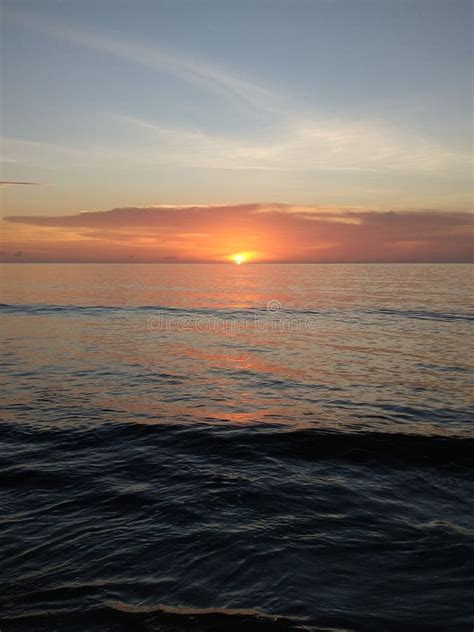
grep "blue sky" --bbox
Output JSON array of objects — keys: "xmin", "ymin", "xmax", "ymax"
[{"xmin": 1, "ymin": 0, "xmax": 472, "ymax": 216}]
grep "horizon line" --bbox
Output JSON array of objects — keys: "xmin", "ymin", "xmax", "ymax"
[{"xmin": 1, "ymin": 261, "xmax": 472, "ymax": 265}]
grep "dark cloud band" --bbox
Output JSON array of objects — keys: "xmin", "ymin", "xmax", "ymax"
[{"xmin": 2, "ymin": 203, "xmax": 473, "ymax": 263}]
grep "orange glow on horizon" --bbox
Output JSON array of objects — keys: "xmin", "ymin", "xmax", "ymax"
[
  {"xmin": 230, "ymin": 252, "xmax": 251, "ymax": 264},
  {"xmin": 1, "ymin": 204, "xmax": 472, "ymax": 263}
]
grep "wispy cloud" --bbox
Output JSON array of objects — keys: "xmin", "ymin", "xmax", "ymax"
[
  {"xmin": 0, "ymin": 181, "xmax": 43, "ymax": 186},
  {"xmin": 113, "ymin": 113, "xmax": 469, "ymax": 174},
  {"xmin": 11, "ymin": 9, "xmax": 469, "ymax": 173},
  {"xmin": 5, "ymin": 8, "xmax": 471, "ymax": 204},
  {"xmin": 10, "ymin": 11, "xmax": 282, "ymax": 114}
]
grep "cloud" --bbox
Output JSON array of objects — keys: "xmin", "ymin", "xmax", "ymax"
[
  {"xmin": 10, "ymin": 11, "xmax": 280, "ymax": 114},
  {"xmin": 3, "ymin": 204, "xmax": 473, "ymax": 263},
  {"xmin": 10, "ymin": 10, "xmax": 469, "ymax": 179},
  {"xmin": 112, "ymin": 113, "xmax": 468, "ymax": 174},
  {"xmin": 0, "ymin": 181, "xmax": 42, "ymax": 186},
  {"xmin": 2, "ymin": 7, "xmax": 469, "ymax": 224}
]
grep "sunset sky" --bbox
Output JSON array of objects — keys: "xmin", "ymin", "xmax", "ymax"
[{"xmin": 1, "ymin": 0, "xmax": 472, "ymax": 262}]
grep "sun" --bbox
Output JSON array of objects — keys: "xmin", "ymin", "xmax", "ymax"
[{"xmin": 230, "ymin": 252, "xmax": 249, "ymax": 264}]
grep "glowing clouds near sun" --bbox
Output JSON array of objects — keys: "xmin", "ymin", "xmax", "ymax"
[{"xmin": 1, "ymin": 204, "xmax": 473, "ymax": 263}]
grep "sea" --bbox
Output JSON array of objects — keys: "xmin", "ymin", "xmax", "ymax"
[{"xmin": 1, "ymin": 263, "xmax": 473, "ymax": 631}]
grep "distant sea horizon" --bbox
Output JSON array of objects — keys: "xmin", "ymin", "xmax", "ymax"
[{"xmin": 2, "ymin": 260, "xmax": 473, "ymax": 264}]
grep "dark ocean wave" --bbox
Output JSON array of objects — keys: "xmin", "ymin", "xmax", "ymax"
[
  {"xmin": 0, "ymin": 302, "xmax": 242, "ymax": 317},
  {"xmin": 370, "ymin": 307, "xmax": 474, "ymax": 322},
  {"xmin": 5, "ymin": 589, "xmax": 470, "ymax": 632},
  {"xmin": 1, "ymin": 601, "xmax": 465, "ymax": 632},
  {"xmin": 1, "ymin": 422, "xmax": 473, "ymax": 631},
  {"xmin": 2, "ymin": 302, "xmax": 473, "ymax": 322},
  {"xmin": 0, "ymin": 302, "xmax": 315, "ymax": 325},
  {"xmin": 1, "ymin": 421, "xmax": 473, "ymax": 469},
  {"xmin": 1, "ymin": 602, "xmax": 325, "ymax": 632}
]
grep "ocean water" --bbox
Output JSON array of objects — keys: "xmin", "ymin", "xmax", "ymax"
[{"xmin": 0, "ymin": 263, "xmax": 473, "ymax": 631}]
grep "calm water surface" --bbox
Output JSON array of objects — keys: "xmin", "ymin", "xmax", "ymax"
[{"xmin": 1, "ymin": 264, "xmax": 473, "ymax": 631}]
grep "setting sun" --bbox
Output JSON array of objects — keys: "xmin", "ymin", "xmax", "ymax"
[{"xmin": 231, "ymin": 252, "xmax": 249, "ymax": 264}]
